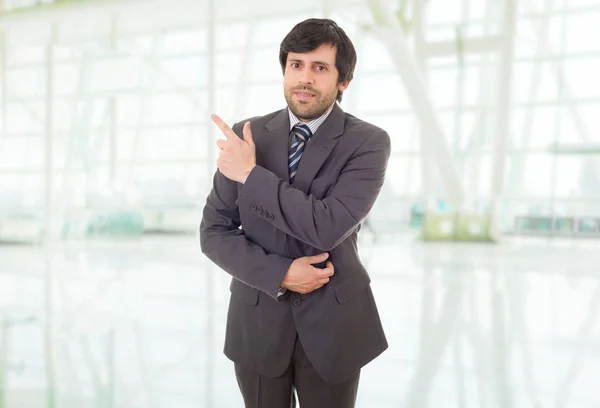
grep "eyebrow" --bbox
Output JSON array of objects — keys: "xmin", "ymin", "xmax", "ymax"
[{"xmin": 288, "ymin": 59, "xmax": 332, "ymax": 67}]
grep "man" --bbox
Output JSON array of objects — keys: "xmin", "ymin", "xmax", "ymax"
[{"xmin": 200, "ymin": 18, "xmax": 390, "ymax": 408}]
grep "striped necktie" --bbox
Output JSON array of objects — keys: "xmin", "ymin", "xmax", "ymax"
[{"xmin": 288, "ymin": 123, "xmax": 313, "ymax": 184}]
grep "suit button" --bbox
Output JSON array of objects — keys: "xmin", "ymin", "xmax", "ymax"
[
  {"xmin": 251, "ymin": 204, "xmax": 257, "ymax": 211},
  {"xmin": 261, "ymin": 210, "xmax": 268, "ymax": 216},
  {"xmin": 268, "ymin": 214, "xmax": 274, "ymax": 220},
  {"xmin": 293, "ymin": 299, "xmax": 301, "ymax": 307}
]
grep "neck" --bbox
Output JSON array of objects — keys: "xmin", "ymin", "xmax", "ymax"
[{"xmin": 297, "ymin": 102, "xmax": 336, "ymax": 123}]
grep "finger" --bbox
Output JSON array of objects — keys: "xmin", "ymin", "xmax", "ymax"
[
  {"xmin": 307, "ymin": 252, "xmax": 329, "ymax": 264},
  {"xmin": 210, "ymin": 114, "xmax": 236, "ymax": 140},
  {"xmin": 217, "ymin": 154, "xmax": 231, "ymax": 164},
  {"xmin": 216, "ymin": 139, "xmax": 227, "ymax": 150},
  {"xmin": 316, "ymin": 277, "xmax": 330, "ymax": 286},
  {"xmin": 309, "ymin": 281, "xmax": 327, "ymax": 293},
  {"xmin": 243, "ymin": 121, "xmax": 254, "ymax": 147},
  {"xmin": 321, "ymin": 262, "xmax": 335, "ymax": 277}
]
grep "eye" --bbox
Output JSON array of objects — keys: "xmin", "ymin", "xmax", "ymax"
[
  {"xmin": 316, "ymin": 65, "xmax": 326, "ymax": 71},
  {"xmin": 291, "ymin": 62, "xmax": 300, "ymax": 69}
]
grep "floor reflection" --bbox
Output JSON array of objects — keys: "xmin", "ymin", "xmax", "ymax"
[{"xmin": 0, "ymin": 234, "xmax": 599, "ymax": 407}]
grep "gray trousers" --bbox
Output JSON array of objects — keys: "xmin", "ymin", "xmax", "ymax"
[{"xmin": 234, "ymin": 336, "xmax": 361, "ymax": 408}]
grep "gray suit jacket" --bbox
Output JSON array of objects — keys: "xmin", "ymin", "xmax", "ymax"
[{"xmin": 200, "ymin": 103, "xmax": 390, "ymax": 385}]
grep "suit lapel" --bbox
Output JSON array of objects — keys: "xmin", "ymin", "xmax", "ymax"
[
  {"xmin": 292, "ymin": 103, "xmax": 345, "ymax": 193},
  {"xmin": 263, "ymin": 109, "xmax": 292, "ymax": 183},
  {"xmin": 260, "ymin": 104, "xmax": 346, "ymax": 192}
]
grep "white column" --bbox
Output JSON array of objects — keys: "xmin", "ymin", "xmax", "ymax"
[
  {"xmin": 412, "ymin": 0, "xmax": 436, "ymax": 212},
  {"xmin": 109, "ymin": 98, "xmax": 117, "ymax": 183},
  {"xmin": 109, "ymin": 13, "xmax": 118, "ymax": 184},
  {"xmin": 0, "ymin": 29, "xmax": 6, "ymax": 142},
  {"xmin": 489, "ymin": 0, "xmax": 517, "ymax": 232},
  {"xmin": 43, "ymin": 25, "xmax": 58, "ymax": 407},
  {"xmin": 44, "ymin": 24, "xmax": 57, "ymax": 242}
]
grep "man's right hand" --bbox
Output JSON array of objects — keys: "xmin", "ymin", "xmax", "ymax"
[{"xmin": 280, "ymin": 253, "xmax": 335, "ymax": 295}]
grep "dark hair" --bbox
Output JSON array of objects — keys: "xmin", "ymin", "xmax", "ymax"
[{"xmin": 279, "ymin": 18, "xmax": 357, "ymax": 102}]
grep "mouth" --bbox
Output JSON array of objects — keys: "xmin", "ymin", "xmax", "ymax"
[{"xmin": 293, "ymin": 91, "xmax": 316, "ymax": 101}]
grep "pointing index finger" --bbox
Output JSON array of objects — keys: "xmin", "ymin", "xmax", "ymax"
[{"xmin": 211, "ymin": 114, "xmax": 236, "ymax": 140}]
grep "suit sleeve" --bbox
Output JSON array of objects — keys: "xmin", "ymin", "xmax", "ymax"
[
  {"xmin": 237, "ymin": 129, "xmax": 391, "ymax": 252},
  {"xmin": 199, "ymin": 123, "xmax": 293, "ymax": 300}
]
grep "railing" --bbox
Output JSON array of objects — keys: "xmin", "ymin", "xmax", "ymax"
[{"xmin": 514, "ymin": 215, "xmax": 600, "ymax": 237}]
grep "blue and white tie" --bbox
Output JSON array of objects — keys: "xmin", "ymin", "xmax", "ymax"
[{"xmin": 288, "ymin": 123, "xmax": 313, "ymax": 184}]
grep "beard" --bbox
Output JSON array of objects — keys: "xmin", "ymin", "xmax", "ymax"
[{"xmin": 284, "ymin": 85, "xmax": 338, "ymax": 121}]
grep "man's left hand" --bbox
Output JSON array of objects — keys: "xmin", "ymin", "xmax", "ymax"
[{"xmin": 211, "ymin": 114, "xmax": 256, "ymax": 184}]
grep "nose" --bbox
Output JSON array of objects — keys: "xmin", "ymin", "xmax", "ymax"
[{"xmin": 298, "ymin": 67, "xmax": 314, "ymax": 85}]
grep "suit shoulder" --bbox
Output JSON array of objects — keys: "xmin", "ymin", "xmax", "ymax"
[
  {"xmin": 344, "ymin": 113, "xmax": 389, "ymax": 140},
  {"xmin": 234, "ymin": 109, "xmax": 283, "ymax": 130},
  {"xmin": 229, "ymin": 109, "xmax": 284, "ymax": 140}
]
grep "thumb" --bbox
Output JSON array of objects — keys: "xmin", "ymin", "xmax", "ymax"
[
  {"xmin": 243, "ymin": 121, "xmax": 254, "ymax": 146},
  {"xmin": 325, "ymin": 261, "xmax": 335, "ymax": 274},
  {"xmin": 307, "ymin": 252, "xmax": 329, "ymax": 263}
]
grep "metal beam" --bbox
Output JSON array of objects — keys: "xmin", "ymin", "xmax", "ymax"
[
  {"xmin": 423, "ymin": 35, "xmax": 504, "ymax": 57},
  {"xmin": 367, "ymin": 0, "xmax": 466, "ymax": 206},
  {"xmin": 506, "ymin": 0, "xmax": 555, "ymax": 199},
  {"xmin": 128, "ymin": 31, "xmax": 160, "ymax": 181},
  {"xmin": 521, "ymin": 0, "xmax": 600, "ymax": 184}
]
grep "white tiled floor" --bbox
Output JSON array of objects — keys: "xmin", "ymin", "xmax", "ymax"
[{"xmin": 0, "ymin": 233, "xmax": 599, "ymax": 407}]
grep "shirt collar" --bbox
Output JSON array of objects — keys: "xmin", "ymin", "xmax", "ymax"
[{"xmin": 288, "ymin": 103, "xmax": 335, "ymax": 135}]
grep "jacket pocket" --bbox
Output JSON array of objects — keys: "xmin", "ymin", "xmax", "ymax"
[
  {"xmin": 230, "ymin": 279, "xmax": 259, "ymax": 306},
  {"xmin": 333, "ymin": 272, "xmax": 371, "ymax": 304}
]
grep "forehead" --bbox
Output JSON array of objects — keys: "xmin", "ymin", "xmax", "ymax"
[{"xmin": 287, "ymin": 43, "xmax": 337, "ymax": 64}]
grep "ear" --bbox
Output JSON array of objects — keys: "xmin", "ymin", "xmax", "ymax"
[{"xmin": 338, "ymin": 80, "xmax": 351, "ymax": 93}]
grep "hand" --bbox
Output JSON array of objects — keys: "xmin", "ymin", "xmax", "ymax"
[
  {"xmin": 211, "ymin": 114, "xmax": 256, "ymax": 184},
  {"xmin": 281, "ymin": 253, "xmax": 335, "ymax": 295}
]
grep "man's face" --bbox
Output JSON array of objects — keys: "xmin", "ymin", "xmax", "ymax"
[{"xmin": 283, "ymin": 43, "xmax": 350, "ymax": 121}]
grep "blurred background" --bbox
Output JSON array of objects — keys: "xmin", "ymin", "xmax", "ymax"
[{"xmin": 0, "ymin": 0, "xmax": 599, "ymax": 407}]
